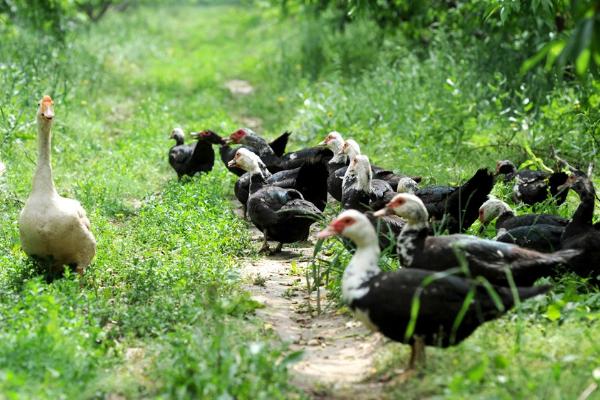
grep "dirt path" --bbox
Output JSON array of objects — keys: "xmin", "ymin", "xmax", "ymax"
[{"xmin": 236, "ymin": 204, "xmax": 390, "ymax": 399}]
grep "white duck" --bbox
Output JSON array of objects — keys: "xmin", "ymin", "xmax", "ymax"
[{"xmin": 19, "ymin": 96, "xmax": 96, "ymax": 275}]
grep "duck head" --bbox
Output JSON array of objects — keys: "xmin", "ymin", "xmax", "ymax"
[
  {"xmin": 190, "ymin": 130, "xmax": 226, "ymax": 145},
  {"xmin": 320, "ymin": 131, "xmax": 345, "ymax": 153},
  {"xmin": 37, "ymin": 95, "xmax": 54, "ymax": 129},
  {"xmin": 374, "ymin": 193, "xmax": 429, "ymax": 225},
  {"xmin": 495, "ymin": 160, "xmax": 516, "ymax": 176},
  {"xmin": 317, "ymin": 209, "xmax": 375, "ymax": 245},
  {"xmin": 478, "ymin": 197, "xmax": 512, "ymax": 225},
  {"xmin": 228, "ymin": 128, "xmax": 254, "ymax": 144},
  {"xmin": 342, "ymin": 139, "xmax": 361, "ymax": 161},
  {"xmin": 170, "ymin": 128, "xmax": 185, "ymax": 145},
  {"xmin": 396, "ymin": 177, "xmax": 419, "ymax": 194},
  {"xmin": 227, "ymin": 147, "xmax": 265, "ymax": 173}
]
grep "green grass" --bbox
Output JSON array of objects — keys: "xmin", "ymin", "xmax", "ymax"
[
  {"xmin": 0, "ymin": 5, "xmax": 303, "ymax": 398},
  {"xmin": 1, "ymin": 2, "xmax": 600, "ymax": 399}
]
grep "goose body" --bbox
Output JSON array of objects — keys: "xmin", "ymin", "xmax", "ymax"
[
  {"xmin": 19, "ymin": 96, "xmax": 96, "ymax": 276},
  {"xmin": 318, "ymin": 210, "xmax": 549, "ymax": 368},
  {"xmin": 375, "ymin": 194, "xmax": 580, "ymax": 286},
  {"xmin": 496, "ymin": 160, "xmax": 569, "ymax": 205}
]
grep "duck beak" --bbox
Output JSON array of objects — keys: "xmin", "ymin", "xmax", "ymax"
[
  {"xmin": 317, "ymin": 225, "xmax": 337, "ymax": 239},
  {"xmin": 190, "ymin": 132, "xmax": 199, "ymax": 138},
  {"xmin": 373, "ymin": 208, "xmax": 391, "ymax": 217},
  {"xmin": 227, "ymin": 159, "xmax": 238, "ymax": 168}
]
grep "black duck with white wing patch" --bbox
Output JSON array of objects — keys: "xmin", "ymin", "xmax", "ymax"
[{"xmin": 318, "ymin": 210, "xmax": 549, "ymax": 369}]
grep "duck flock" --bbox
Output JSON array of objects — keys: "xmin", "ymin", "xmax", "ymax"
[{"xmin": 17, "ymin": 95, "xmax": 600, "ymax": 371}]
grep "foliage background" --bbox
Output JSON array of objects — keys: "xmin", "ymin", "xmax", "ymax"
[{"xmin": 0, "ymin": 0, "xmax": 599, "ymax": 398}]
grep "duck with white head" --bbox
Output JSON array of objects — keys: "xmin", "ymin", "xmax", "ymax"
[{"xmin": 318, "ymin": 209, "xmax": 549, "ymax": 370}]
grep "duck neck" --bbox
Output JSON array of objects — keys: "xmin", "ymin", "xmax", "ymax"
[
  {"xmin": 257, "ymin": 162, "xmax": 271, "ymax": 179},
  {"xmin": 249, "ymin": 172, "xmax": 267, "ymax": 194},
  {"xmin": 342, "ymin": 235, "xmax": 381, "ymax": 304},
  {"xmin": 33, "ymin": 119, "xmax": 56, "ymax": 196},
  {"xmin": 496, "ymin": 209, "xmax": 515, "ymax": 227},
  {"xmin": 398, "ymin": 220, "xmax": 429, "ymax": 266},
  {"xmin": 572, "ymin": 187, "xmax": 596, "ymax": 227}
]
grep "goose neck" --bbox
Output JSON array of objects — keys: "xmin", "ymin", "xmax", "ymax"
[{"xmin": 33, "ymin": 120, "xmax": 56, "ymax": 195}]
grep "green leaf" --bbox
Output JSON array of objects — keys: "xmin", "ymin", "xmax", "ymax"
[
  {"xmin": 494, "ymin": 354, "xmax": 509, "ymax": 369},
  {"xmin": 313, "ymin": 238, "xmax": 324, "ymax": 257},
  {"xmin": 467, "ymin": 359, "xmax": 488, "ymax": 382},
  {"xmin": 545, "ymin": 40, "xmax": 566, "ymax": 70},
  {"xmin": 546, "ymin": 304, "xmax": 562, "ymax": 321},
  {"xmin": 576, "ymin": 48, "xmax": 591, "ymax": 76},
  {"xmin": 278, "ymin": 350, "xmax": 304, "ymax": 367},
  {"xmin": 521, "ymin": 43, "xmax": 551, "ymax": 75}
]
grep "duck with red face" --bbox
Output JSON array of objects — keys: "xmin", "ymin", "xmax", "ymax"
[
  {"xmin": 168, "ymin": 127, "xmax": 217, "ymax": 179},
  {"xmin": 229, "ymin": 127, "xmax": 334, "ymax": 173},
  {"xmin": 318, "ymin": 209, "xmax": 549, "ymax": 370}
]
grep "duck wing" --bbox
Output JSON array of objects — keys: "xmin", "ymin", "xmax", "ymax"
[
  {"xmin": 328, "ymin": 167, "xmax": 347, "ymax": 201},
  {"xmin": 276, "ymin": 198, "xmax": 322, "ymax": 221},
  {"xmin": 498, "ymin": 214, "xmax": 569, "ymax": 232},
  {"xmin": 280, "ymin": 147, "xmax": 334, "ymax": 170},
  {"xmin": 269, "ymin": 131, "xmax": 291, "ymax": 157},
  {"xmin": 442, "ymin": 168, "xmax": 494, "ymax": 233},
  {"xmin": 353, "ymin": 269, "xmax": 549, "ymax": 346},
  {"xmin": 247, "ymin": 186, "xmax": 302, "ymax": 230},
  {"xmin": 495, "ymin": 224, "xmax": 564, "ymax": 253},
  {"xmin": 188, "ymin": 140, "xmax": 216, "ymax": 173},
  {"xmin": 294, "ymin": 161, "xmax": 329, "ymax": 211},
  {"xmin": 372, "ymin": 168, "xmax": 422, "ymax": 188},
  {"xmin": 446, "ymin": 237, "xmax": 580, "ymax": 285},
  {"xmin": 368, "ymin": 179, "xmax": 395, "ymax": 211}
]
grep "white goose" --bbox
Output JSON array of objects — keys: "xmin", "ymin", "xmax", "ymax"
[{"xmin": 19, "ymin": 96, "xmax": 96, "ymax": 275}]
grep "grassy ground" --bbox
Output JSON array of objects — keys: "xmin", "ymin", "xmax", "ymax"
[
  {"xmin": 0, "ymin": 2, "xmax": 599, "ymax": 399},
  {"xmin": 0, "ymin": 5, "xmax": 301, "ymax": 398}
]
